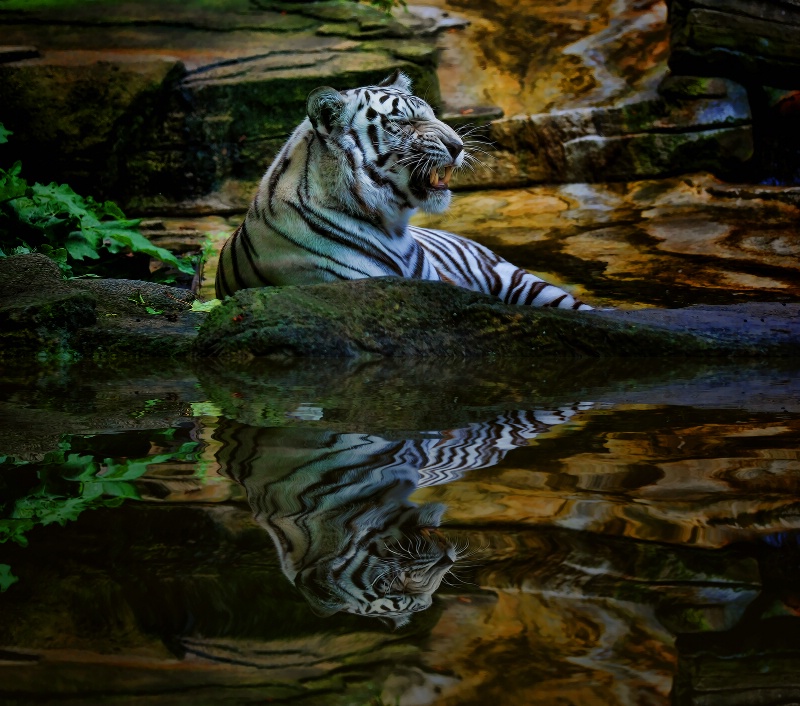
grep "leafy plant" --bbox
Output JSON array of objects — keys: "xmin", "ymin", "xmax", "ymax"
[
  {"xmin": 0, "ymin": 564, "xmax": 19, "ymax": 593},
  {"xmin": 0, "ymin": 122, "xmax": 194, "ymax": 279},
  {"xmin": 130, "ymin": 398, "xmax": 163, "ymax": 418},
  {"xmin": 0, "ymin": 435, "xmax": 200, "ymax": 552},
  {"xmin": 190, "ymin": 298, "xmax": 221, "ymax": 313}
]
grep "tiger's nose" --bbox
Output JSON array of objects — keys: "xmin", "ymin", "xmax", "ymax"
[{"xmin": 444, "ymin": 139, "xmax": 463, "ymax": 162}]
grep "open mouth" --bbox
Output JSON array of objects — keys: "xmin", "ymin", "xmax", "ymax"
[
  {"xmin": 409, "ymin": 163, "xmax": 455, "ymax": 197},
  {"xmin": 428, "ymin": 165, "xmax": 454, "ymax": 191}
]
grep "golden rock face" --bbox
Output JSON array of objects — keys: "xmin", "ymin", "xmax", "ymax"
[{"xmin": 433, "ymin": 0, "xmax": 670, "ymax": 117}]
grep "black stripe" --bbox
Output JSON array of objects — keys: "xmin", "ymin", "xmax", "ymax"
[
  {"xmin": 287, "ymin": 201, "xmax": 403, "ymax": 276},
  {"xmin": 507, "ymin": 269, "xmax": 526, "ymax": 305},
  {"xmin": 349, "ymin": 128, "xmax": 368, "ymax": 157},
  {"xmin": 215, "ymin": 239, "xmax": 233, "ymax": 298},
  {"xmin": 227, "ymin": 226, "xmax": 250, "ymax": 292},
  {"xmin": 522, "ymin": 280, "xmax": 548, "ymax": 305},
  {"xmin": 367, "ymin": 123, "xmax": 381, "ymax": 153},
  {"xmin": 471, "ymin": 254, "xmax": 502, "ymax": 296},
  {"xmin": 302, "ymin": 133, "xmax": 314, "ymax": 202},
  {"xmin": 262, "ymin": 211, "xmax": 374, "ymax": 277},
  {"xmin": 410, "ymin": 245, "xmax": 427, "ymax": 278},
  {"xmin": 363, "ymin": 163, "xmax": 410, "ymax": 206},
  {"xmin": 217, "ymin": 422, "xmax": 262, "ymax": 485},
  {"xmin": 546, "ymin": 293, "xmax": 567, "ymax": 308},
  {"xmin": 238, "ymin": 222, "xmax": 273, "ymax": 286},
  {"xmin": 319, "ymin": 266, "xmax": 348, "ymax": 280},
  {"xmin": 417, "ymin": 230, "xmax": 474, "ymax": 284},
  {"xmin": 267, "ymin": 147, "xmax": 292, "ymax": 216}
]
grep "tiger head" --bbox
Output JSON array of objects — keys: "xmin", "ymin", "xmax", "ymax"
[
  {"xmin": 293, "ymin": 501, "xmax": 457, "ymax": 629},
  {"xmin": 305, "ymin": 70, "xmax": 465, "ymax": 218}
]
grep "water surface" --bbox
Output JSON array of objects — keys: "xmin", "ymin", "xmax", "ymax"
[{"xmin": 2, "ymin": 358, "xmax": 800, "ymax": 705}]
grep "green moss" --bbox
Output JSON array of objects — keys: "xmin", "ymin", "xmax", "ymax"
[
  {"xmin": 316, "ymin": 22, "xmax": 358, "ymax": 36},
  {"xmin": 363, "ymin": 39, "xmax": 439, "ymax": 66},
  {"xmin": 194, "ymin": 278, "xmax": 731, "ymax": 360}
]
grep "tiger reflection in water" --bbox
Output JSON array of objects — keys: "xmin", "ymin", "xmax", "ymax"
[{"xmin": 216, "ymin": 406, "xmax": 589, "ymax": 627}]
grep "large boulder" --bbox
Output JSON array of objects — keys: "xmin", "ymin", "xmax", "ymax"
[
  {"xmin": 192, "ymin": 277, "xmax": 800, "ymax": 359},
  {"xmin": 4, "ymin": 254, "xmax": 799, "ymax": 364}
]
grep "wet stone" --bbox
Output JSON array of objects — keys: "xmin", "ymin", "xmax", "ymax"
[
  {"xmin": 412, "ymin": 174, "xmax": 800, "ymax": 308},
  {"xmin": 450, "ymin": 78, "xmax": 753, "ymax": 188},
  {"xmin": 0, "ymin": 45, "xmax": 40, "ymax": 62},
  {"xmin": 192, "ymin": 277, "xmax": 800, "ymax": 360}
]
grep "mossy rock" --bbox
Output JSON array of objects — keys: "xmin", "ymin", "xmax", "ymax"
[
  {"xmin": 0, "ymin": 254, "xmax": 201, "ymax": 363},
  {"xmin": 192, "ymin": 277, "xmax": 736, "ymax": 360}
]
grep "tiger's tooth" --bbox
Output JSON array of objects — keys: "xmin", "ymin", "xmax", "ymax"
[
  {"xmin": 430, "ymin": 168, "xmax": 438, "ymax": 186},
  {"xmin": 443, "ymin": 166, "xmax": 453, "ymax": 185}
]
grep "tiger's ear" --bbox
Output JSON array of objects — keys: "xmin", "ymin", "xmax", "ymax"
[
  {"xmin": 307, "ymin": 86, "xmax": 346, "ymax": 133},
  {"xmin": 378, "ymin": 69, "xmax": 412, "ymax": 94}
]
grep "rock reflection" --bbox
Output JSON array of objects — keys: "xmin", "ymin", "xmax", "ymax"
[{"xmin": 214, "ymin": 407, "xmax": 588, "ymax": 625}]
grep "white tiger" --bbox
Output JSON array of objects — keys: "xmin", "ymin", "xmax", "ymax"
[{"xmin": 215, "ymin": 70, "xmax": 591, "ymax": 310}]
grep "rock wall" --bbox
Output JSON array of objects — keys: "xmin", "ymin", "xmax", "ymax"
[
  {"xmin": 0, "ymin": 0, "xmax": 447, "ymax": 211},
  {"xmin": 451, "ymin": 76, "xmax": 752, "ymax": 188},
  {"xmin": 668, "ymin": 0, "xmax": 800, "ymax": 90},
  {"xmin": 1, "ymin": 0, "xmax": 798, "ymax": 208}
]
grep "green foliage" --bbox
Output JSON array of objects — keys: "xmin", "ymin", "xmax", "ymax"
[
  {"xmin": 0, "ymin": 123, "xmax": 194, "ymax": 279},
  {"xmin": 0, "ymin": 564, "xmax": 19, "ymax": 593},
  {"xmin": 190, "ymin": 298, "xmax": 221, "ymax": 313},
  {"xmin": 362, "ymin": 0, "xmax": 406, "ymax": 12},
  {"xmin": 0, "ymin": 435, "xmax": 200, "ymax": 551},
  {"xmin": 128, "ymin": 292, "xmax": 164, "ymax": 316}
]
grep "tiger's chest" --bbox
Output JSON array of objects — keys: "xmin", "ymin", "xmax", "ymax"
[{"xmin": 243, "ymin": 207, "xmax": 441, "ymax": 285}]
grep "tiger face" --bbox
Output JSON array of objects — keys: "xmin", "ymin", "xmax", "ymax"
[
  {"xmin": 306, "ymin": 70, "xmax": 465, "ymax": 216},
  {"xmin": 295, "ymin": 504, "xmax": 457, "ymax": 629}
]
